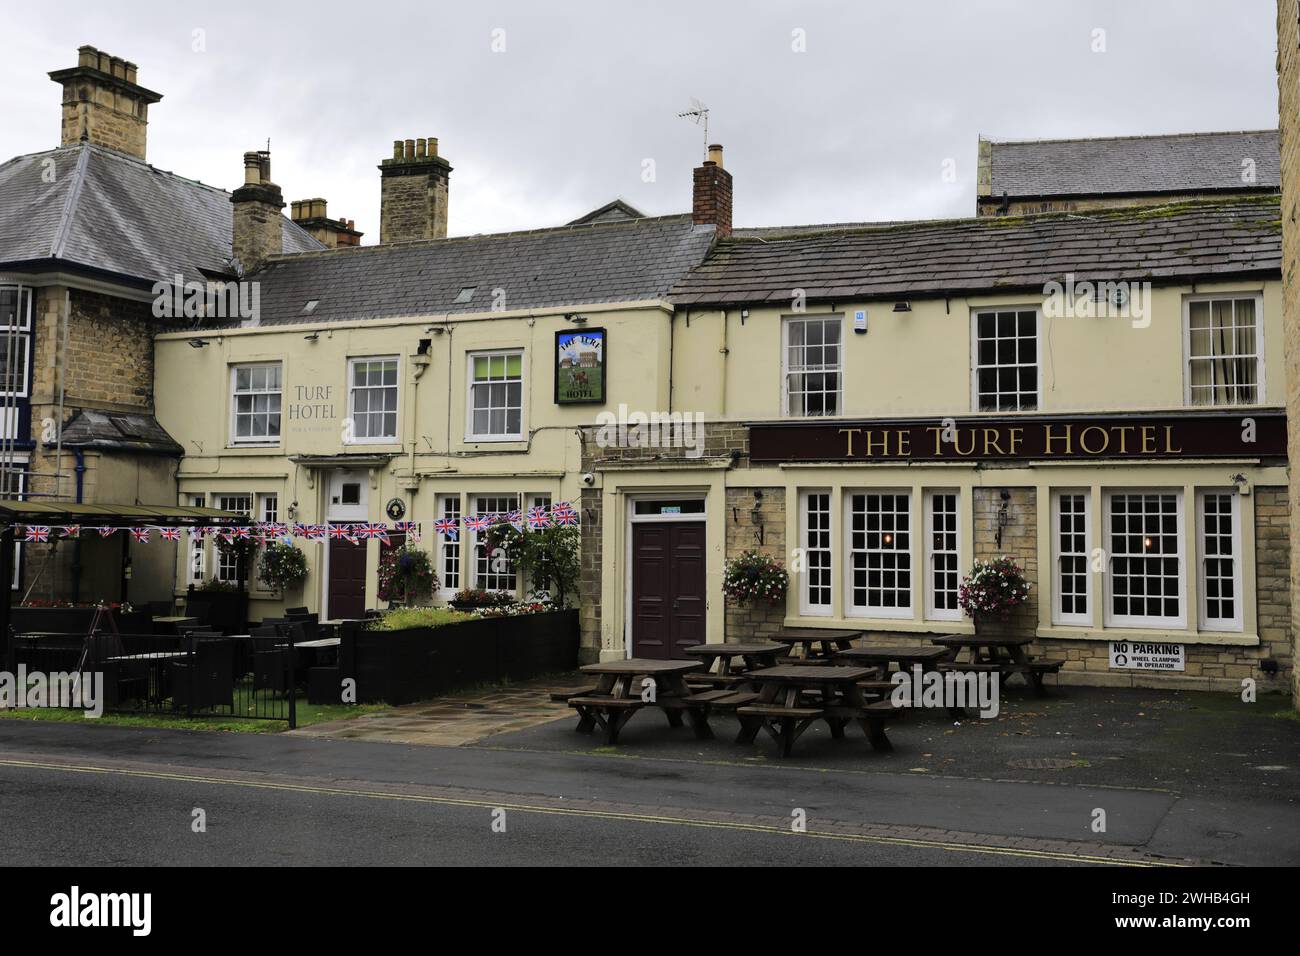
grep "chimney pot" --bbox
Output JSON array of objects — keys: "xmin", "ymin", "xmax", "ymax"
[
  {"xmin": 243, "ymin": 151, "xmax": 262, "ymax": 185},
  {"xmin": 428, "ymin": 137, "xmax": 438, "ymax": 156},
  {"xmin": 393, "ymin": 140, "xmax": 403, "ymax": 160},
  {"xmin": 124, "ymin": 61, "xmax": 138, "ymax": 84},
  {"xmin": 404, "ymin": 139, "xmax": 415, "ymax": 160},
  {"xmin": 97, "ymin": 52, "xmax": 111, "ymax": 74},
  {"xmin": 707, "ymin": 143, "xmax": 724, "ymax": 168},
  {"xmin": 311, "ymin": 198, "xmax": 327, "ymax": 219},
  {"xmin": 78, "ymin": 46, "xmax": 98, "ymax": 68},
  {"xmin": 416, "ymin": 138, "xmax": 427, "ymax": 158}
]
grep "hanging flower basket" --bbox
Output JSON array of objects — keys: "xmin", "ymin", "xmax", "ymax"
[
  {"xmin": 957, "ymin": 555, "xmax": 1030, "ymax": 629},
  {"xmin": 722, "ymin": 550, "xmax": 789, "ymax": 606}
]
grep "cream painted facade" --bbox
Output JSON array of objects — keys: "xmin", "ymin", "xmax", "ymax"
[
  {"xmin": 154, "ymin": 301, "xmax": 672, "ymax": 619},
  {"xmin": 154, "ymin": 275, "xmax": 1291, "ymax": 690}
]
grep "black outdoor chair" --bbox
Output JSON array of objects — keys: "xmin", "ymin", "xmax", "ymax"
[
  {"xmin": 251, "ymin": 625, "xmax": 290, "ymax": 696},
  {"xmin": 169, "ymin": 638, "xmax": 234, "ymax": 712},
  {"xmin": 284, "ymin": 607, "xmax": 310, "ymax": 617}
]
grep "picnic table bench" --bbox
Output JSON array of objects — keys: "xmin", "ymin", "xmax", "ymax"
[
  {"xmin": 737, "ymin": 665, "xmax": 894, "ymax": 757},
  {"xmin": 772, "ymin": 628, "xmax": 864, "ymax": 662},
  {"xmin": 929, "ymin": 634, "xmax": 1064, "ymax": 696},
  {"xmin": 570, "ymin": 659, "xmax": 729, "ymax": 744},
  {"xmin": 683, "ymin": 642, "xmax": 786, "ymax": 690}
]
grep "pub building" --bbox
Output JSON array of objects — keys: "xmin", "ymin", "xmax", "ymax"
[{"xmin": 147, "ymin": 138, "xmax": 1290, "ymax": 693}]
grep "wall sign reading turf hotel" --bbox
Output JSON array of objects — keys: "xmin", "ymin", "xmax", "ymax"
[
  {"xmin": 749, "ymin": 412, "xmax": 1287, "ymax": 463},
  {"xmin": 555, "ymin": 328, "xmax": 607, "ymax": 405}
]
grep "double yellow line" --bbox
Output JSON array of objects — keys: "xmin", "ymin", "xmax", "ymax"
[{"xmin": 0, "ymin": 757, "xmax": 1186, "ymax": 866}]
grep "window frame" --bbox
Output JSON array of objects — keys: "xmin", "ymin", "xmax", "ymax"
[
  {"xmin": 229, "ymin": 362, "xmax": 283, "ymax": 446},
  {"xmin": 1196, "ymin": 489, "xmax": 1244, "ymax": 633},
  {"xmin": 470, "ymin": 493, "xmax": 520, "ymax": 592},
  {"xmin": 843, "ymin": 489, "xmax": 914, "ymax": 620},
  {"xmin": 1182, "ymin": 293, "xmax": 1265, "ymax": 408},
  {"xmin": 799, "ymin": 489, "xmax": 833, "ymax": 616},
  {"xmin": 436, "ymin": 493, "xmax": 462, "ymax": 599},
  {"xmin": 1103, "ymin": 488, "xmax": 1186, "ymax": 630},
  {"xmin": 922, "ymin": 489, "xmax": 961, "ymax": 622},
  {"xmin": 781, "ymin": 314, "xmax": 845, "ymax": 418},
  {"xmin": 465, "ymin": 349, "xmax": 525, "ymax": 442},
  {"xmin": 346, "ymin": 355, "xmax": 400, "ymax": 444},
  {"xmin": 187, "ymin": 493, "xmax": 207, "ymax": 584},
  {"xmin": 970, "ymin": 306, "xmax": 1042, "ymax": 413},
  {"xmin": 213, "ymin": 493, "xmax": 253, "ymax": 584},
  {"xmin": 1050, "ymin": 489, "xmax": 1092, "ymax": 626},
  {"xmin": 0, "ymin": 284, "xmax": 33, "ymax": 399}
]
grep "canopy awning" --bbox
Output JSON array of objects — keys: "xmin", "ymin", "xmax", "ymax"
[{"xmin": 0, "ymin": 500, "xmax": 249, "ymax": 529}]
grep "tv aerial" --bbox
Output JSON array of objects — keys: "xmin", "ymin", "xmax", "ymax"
[{"xmin": 677, "ymin": 98, "xmax": 710, "ymax": 157}]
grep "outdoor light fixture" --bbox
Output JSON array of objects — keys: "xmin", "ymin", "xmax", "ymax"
[
  {"xmin": 565, "ymin": 313, "xmax": 588, "ymax": 325},
  {"xmin": 995, "ymin": 489, "xmax": 1011, "ymax": 548},
  {"xmin": 188, "ymin": 338, "xmax": 209, "ymax": 349},
  {"xmin": 304, "ymin": 331, "xmax": 319, "ymax": 342},
  {"xmin": 751, "ymin": 489, "xmax": 765, "ymax": 545},
  {"xmin": 1230, "ymin": 472, "xmax": 1251, "ymax": 496},
  {"xmin": 892, "ymin": 302, "xmax": 912, "ymax": 313}
]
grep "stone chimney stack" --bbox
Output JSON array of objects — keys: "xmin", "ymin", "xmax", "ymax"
[
  {"xmin": 231, "ymin": 151, "xmax": 285, "ymax": 274},
  {"xmin": 692, "ymin": 143, "xmax": 732, "ymax": 238},
  {"xmin": 291, "ymin": 198, "xmax": 363, "ymax": 248},
  {"xmin": 379, "ymin": 137, "xmax": 452, "ymax": 243},
  {"xmin": 49, "ymin": 45, "xmax": 162, "ymax": 160}
]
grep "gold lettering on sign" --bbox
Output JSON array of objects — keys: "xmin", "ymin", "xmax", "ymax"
[
  {"xmin": 1044, "ymin": 424, "xmax": 1072, "ymax": 455},
  {"xmin": 925, "ymin": 426, "xmax": 944, "ymax": 456},
  {"xmin": 1113, "ymin": 425, "xmax": 1135, "ymax": 454},
  {"xmin": 840, "ymin": 428, "xmax": 861, "ymax": 457},
  {"xmin": 864, "ymin": 430, "xmax": 888, "ymax": 457},
  {"xmin": 896, "ymin": 429, "xmax": 911, "ymax": 456},
  {"xmin": 982, "ymin": 428, "xmax": 1005, "ymax": 456},
  {"xmin": 953, "ymin": 429, "xmax": 976, "ymax": 456},
  {"xmin": 1078, "ymin": 426, "xmax": 1109, "ymax": 455},
  {"xmin": 1008, "ymin": 427, "xmax": 1024, "ymax": 455},
  {"xmin": 1164, "ymin": 425, "xmax": 1183, "ymax": 454}
]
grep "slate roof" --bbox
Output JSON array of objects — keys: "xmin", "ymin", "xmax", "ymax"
[
  {"xmin": 60, "ymin": 409, "xmax": 183, "ymax": 456},
  {"xmin": 985, "ymin": 130, "xmax": 1279, "ymax": 200},
  {"xmin": 670, "ymin": 197, "xmax": 1281, "ymax": 307},
  {"xmin": 250, "ymin": 215, "xmax": 716, "ymax": 326},
  {"xmin": 0, "ymin": 143, "xmax": 323, "ymax": 287}
]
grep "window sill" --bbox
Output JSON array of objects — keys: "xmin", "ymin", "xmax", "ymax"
[
  {"xmin": 465, "ymin": 435, "xmax": 525, "ymax": 444},
  {"xmin": 1036, "ymin": 625, "xmax": 1258, "ymax": 647},
  {"xmin": 782, "ymin": 614, "xmax": 975, "ymax": 635}
]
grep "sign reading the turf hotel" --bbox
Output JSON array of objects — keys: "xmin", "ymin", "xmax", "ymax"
[{"xmin": 748, "ymin": 413, "xmax": 1287, "ymax": 463}]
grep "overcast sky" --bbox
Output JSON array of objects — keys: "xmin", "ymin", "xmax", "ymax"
[{"xmin": 1, "ymin": 0, "xmax": 1280, "ymax": 240}]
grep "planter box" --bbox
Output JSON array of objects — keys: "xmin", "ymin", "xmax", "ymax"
[
  {"xmin": 353, "ymin": 609, "xmax": 578, "ymax": 705},
  {"xmin": 10, "ymin": 606, "xmax": 151, "ymax": 636}
]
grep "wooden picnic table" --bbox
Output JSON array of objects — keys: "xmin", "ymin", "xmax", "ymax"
[
  {"xmin": 928, "ymin": 633, "xmax": 1063, "ymax": 696},
  {"xmin": 833, "ymin": 644, "xmax": 950, "ymax": 670},
  {"xmin": 571, "ymin": 659, "xmax": 722, "ymax": 744},
  {"xmin": 683, "ymin": 643, "xmax": 786, "ymax": 687},
  {"xmin": 772, "ymin": 628, "xmax": 863, "ymax": 661},
  {"xmin": 737, "ymin": 665, "xmax": 895, "ymax": 756}
]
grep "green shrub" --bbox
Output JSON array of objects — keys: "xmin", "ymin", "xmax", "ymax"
[{"xmin": 366, "ymin": 606, "xmax": 474, "ymax": 631}]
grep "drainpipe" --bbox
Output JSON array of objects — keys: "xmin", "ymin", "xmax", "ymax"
[{"xmin": 71, "ymin": 449, "xmax": 85, "ymax": 600}]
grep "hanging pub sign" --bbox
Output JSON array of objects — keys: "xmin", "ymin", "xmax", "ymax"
[
  {"xmin": 748, "ymin": 411, "xmax": 1287, "ymax": 463},
  {"xmin": 555, "ymin": 328, "xmax": 607, "ymax": 405}
]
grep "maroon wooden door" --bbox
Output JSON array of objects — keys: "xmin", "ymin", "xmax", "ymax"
[
  {"xmin": 631, "ymin": 521, "xmax": 706, "ymax": 659},
  {"xmin": 328, "ymin": 537, "xmax": 367, "ymax": 619}
]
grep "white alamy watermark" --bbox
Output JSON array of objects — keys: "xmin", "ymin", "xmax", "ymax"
[
  {"xmin": 1042, "ymin": 273, "xmax": 1152, "ymax": 328},
  {"xmin": 890, "ymin": 665, "xmax": 1000, "ymax": 718},
  {"xmin": 151, "ymin": 274, "xmax": 260, "ymax": 323},
  {"xmin": 0, "ymin": 666, "xmax": 103, "ymax": 717},
  {"xmin": 594, "ymin": 404, "xmax": 706, "ymax": 458},
  {"xmin": 50, "ymin": 887, "xmax": 150, "ymax": 936}
]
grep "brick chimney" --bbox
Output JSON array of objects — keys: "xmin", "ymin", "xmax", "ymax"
[
  {"xmin": 231, "ymin": 151, "xmax": 285, "ymax": 274},
  {"xmin": 379, "ymin": 137, "xmax": 452, "ymax": 243},
  {"xmin": 692, "ymin": 144, "xmax": 732, "ymax": 237},
  {"xmin": 49, "ymin": 46, "xmax": 162, "ymax": 160},
  {"xmin": 291, "ymin": 198, "xmax": 363, "ymax": 248}
]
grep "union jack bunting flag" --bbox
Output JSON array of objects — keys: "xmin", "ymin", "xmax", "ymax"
[
  {"xmin": 395, "ymin": 520, "xmax": 420, "ymax": 542},
  {"xmin": 463, "ymin": 514, "xmax": 492, "ymax": 533},
  {"xmin": 359, "ymin": 523, "xmax": 391, "ymax": 545},
  {"xmin": 327, "ymin": 523, "xmax": 353, "ymax": 540},
  {"xmin": 526, "ymin": 506, "xmax": 552, "ymax": 530},
  {"xmin": 157, "ymin": 527, "xmax": 181, "ymax": 541},
  {"xmin": 58, "ymin": 526, "xmax": 80, "ymax": 538},
  {"xmin": 553, "ymin": 508, "xmax": 580, "ymax": 527},
  {"xmin": 98, "ymin": 527, "xmax": 117, "ymax": 539},
  {"xmin": 551, "ymin": 501, "xmax": 576, "ymax": 517},
  {"xmin": 130, "ymin": 528, "xmax": 151, "ymax": 543},
  {"xmin": 292, "ymin": 523, "xmax": 308, "ymax": 538},
  {"xmin": 264, "ymin": 522, "xmax": 288, "ymax": 537},
  {"xmin": 306, "ymin": 525, "xmax": 327, "ymax": 539},
  {"xmin": 434, "ymin": 517, "xmax": 459, "ymax": 540},
  {"xmin": 233, "ymin": 526, "xmax": 251, "ymax": 540},
  {"xmin": 24, "ymin": 526, "xmax": 50, "ymax": 543},
  {"xmin": 506, "ymin": 510, "xmax": 525, "ymax": 532}
]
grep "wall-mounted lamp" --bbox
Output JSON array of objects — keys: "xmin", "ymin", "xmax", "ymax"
[
  {"xmin": 188, "ymin": 338, "xmax": 209, "ymax": 349},
  {"xmin": 1230, "ymin": 473, "xmax": 1251, "ymax": 496},
  {"xmin": 750, "ymin": 489, "xmax": 765, "ymax": 545},
  {"xmin": 892, "ymin": 302, "xmax": 912, "ymax": 313},
  {"xmin": 994, "ymin": 489, "xmax": 1011, "ymax": 549},
  {"xmin": 304, "ymin": 331, "xmax": 320, "ymax": 342},
  {"xmin": 287, "ymin": 501, "xmax": 298, "ymax": 521},
  {"xmin": 565, "ymin": 313, "xmax": 589, "ymax": 325}
]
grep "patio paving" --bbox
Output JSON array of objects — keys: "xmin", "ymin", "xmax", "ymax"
[{"xmin": 289, "ymin": 674, "xmax": 591, "ymax": 746}]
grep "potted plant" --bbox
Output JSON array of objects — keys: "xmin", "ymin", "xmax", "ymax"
[
  {"xmin": 376, "ymin": 543, "xmax": 437, "ymax": 607},
  {"xmin": 722, "ymin": 550, "xmax": 789, "ymax": 605},
  {"xmin": 957, "ymin": 555, "xmax": 1031, "ymax": 632},
  {"xmin": 449, "ymin": 587, "xmax": 514, "ymax": 611},
  {"xmin": 257, "ymin": 541, "xmax": 308, "ymax": 593},
  {"xmin": 484, "ymin": 523, "xmax": 581, "ymax": 608}
]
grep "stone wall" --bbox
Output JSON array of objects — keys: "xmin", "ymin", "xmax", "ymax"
[
  {"xmin": 724, "ymin": 487, "xmax": 786, "ymax": 642},
  {"xmin": 379, "ymin": 159, "xmax": 451, "ymax": 243},
  {"xmin": 577, "ymin": 487, "xmax": 602, "ymax": 662},
  {"xmin": 1278, "ymin": 0, "xmax": 1300, "ymax": 701},
  {"xmin": 971, "ymin": 486, "xmax": 1039, "ymax": 639}
]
